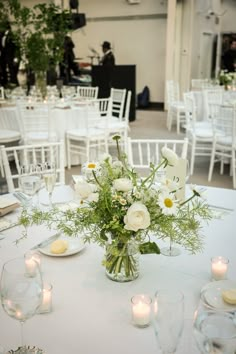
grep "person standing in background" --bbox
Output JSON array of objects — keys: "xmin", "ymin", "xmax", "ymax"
[
  {"xmin": 100, "ymin": 41, "xmax": 115, "ymax": 67},
  {"xmin": 223, "ymin": 39, "xmax": 236, "ymax": 72}
]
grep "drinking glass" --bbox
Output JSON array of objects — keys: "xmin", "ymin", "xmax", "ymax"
[
  {"xmin": 153, "ymin": 289, "xmax": 184, "ymax": 354},
  {"xmin": 0, "ymin": 257, "xmax": 43, "ymax": 353},
  {"xmin": 193, "ymin": 310, "xmax": 236, "ymax": 354},
  {"xmin": 19, "ymin": 165, "xmax": 41, "ymax": 208},
  {"xmin": 42, "ymin": 162, "xmax": 56, "ymax": 208}
]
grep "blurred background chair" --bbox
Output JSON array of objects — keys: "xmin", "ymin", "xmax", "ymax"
[
  {"xmin": 0, "ymin": 140, "xmax": 65, "ymax": 193},
  {"xmin": 76, "ymin": 86, "xmax": 99, "ymax": 100},
  {"xmin": 166, "ymin": 80, "xmax": 186, "ymax": 134}
]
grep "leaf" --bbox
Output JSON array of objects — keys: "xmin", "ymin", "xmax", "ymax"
[{"xmin": 139, "ymin": 241, "xmax": 160, "ymax": 255}]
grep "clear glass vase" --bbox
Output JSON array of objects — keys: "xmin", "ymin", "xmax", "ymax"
[
  {"xmin": 35, "ymin": 71, "xmax": 47, "ymax": 99},
  {"xmin": 105, "ymin": 241, "xmax": 140, "ymax": 282}
]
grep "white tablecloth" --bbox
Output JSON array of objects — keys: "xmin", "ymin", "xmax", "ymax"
[{"xmin": 0, "ymin": 185, "xmax": 235, "ymax": 353}]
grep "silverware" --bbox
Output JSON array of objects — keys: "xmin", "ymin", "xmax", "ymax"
[{"xmin": 31, "ymin": 233, "xmax": 60, "ymax": 250}]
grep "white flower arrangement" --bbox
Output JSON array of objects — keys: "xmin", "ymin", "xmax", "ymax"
[{"xmin": 19, "ymin": 136, "xmax": 212, "ymax": 279}]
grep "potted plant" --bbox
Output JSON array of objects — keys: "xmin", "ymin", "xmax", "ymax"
[{"xmin": 0, "ymin": 0, "xmax": 72, "ymax": 98}]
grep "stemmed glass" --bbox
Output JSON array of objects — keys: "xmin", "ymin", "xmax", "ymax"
[
  {"xmin": 19, "ymin": 165, "xmax": 42, "ymax": 208},
  {"xmin": 193, "ymin": 310, "xmax": 236, "ymax": 353},
  {"xmin": 153, "ymin": 289, "xmax": 184, "ymax": 354},
  {"xmin": 42, "ymin": 162, "xmax": 57, "ymax": 208},
  {"xmin": 0, "ymin": 257, "xmax": 43, "ymax": 353}
]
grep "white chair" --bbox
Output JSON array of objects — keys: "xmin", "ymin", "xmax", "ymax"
[
  {"xmin": 184, "ymin": 92, "xmax": 213, "ymax": 175},
  {"xmin": 191, "ymin": 79, "xmax": 211, "ymax": 91},
  {"xmin": 0, "ymin": 140, "xmax": 65, "ymax": 193},
  {"xmin": 127, "ymin": 137, "xmax": 188, "ymax": 173},
  {"xmin": 166, "ymin": 80, "xmax": 186, "ymax": 134},
  {"xmin": 208, "ymin": 104, "xmax": 236, "ymax": 188},
  {"xmin": 204, "ymin": 88, "xmax": 224, "ymax": 121},
  {"xmin": 66, "ymin": 99, "xmax": 110, "ymax": 168},
  {"xmin": 17, "ymin": 101, "xmax": 57, "ymax": 144},
  {"xmin": 110, "ymin": 88, "xmax": 127, "ymax": 120},
  {"xmin": 76, "ymin": 86, "xmax": 99, "ymax": 100}
]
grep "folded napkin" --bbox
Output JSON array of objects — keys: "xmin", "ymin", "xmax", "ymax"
[{"xmin": 0, "ymin": 197, "xmax": 20, "ymax": 216}]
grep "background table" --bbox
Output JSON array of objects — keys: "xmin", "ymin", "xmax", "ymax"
[{"xmin": 0, "ymin": 185, "xmax": 235, "ymax": 353}]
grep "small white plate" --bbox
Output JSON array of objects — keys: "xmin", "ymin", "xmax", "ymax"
[
  {"xmin": 39, "ymin": 236, "xmax": 85, "ymax": 257},
  {"xmin": 201, "ymin": 280, "xmax": 236, "ymax": 311}
]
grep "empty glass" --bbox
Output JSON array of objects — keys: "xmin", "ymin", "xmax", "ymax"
[
  {"xmin": 194, "ymin": 310, "xmax": 236, "ymax": 354},
  {"xmin": 153, "ymin": 289, "xmax": 184, "ymax": 354},
  {"xmin": 19, "ymin": 165, "xmax": 42, "ymax": 208}
]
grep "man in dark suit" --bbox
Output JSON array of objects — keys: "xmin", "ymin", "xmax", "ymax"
[
  {"xmin": 100, "ymin": 41, "xmax": 115, "ymax": 67},
  {"xmin": 0, "ymin": 21, "xmax": 19, "ymax": 86},
  {"xmin": 223, "ymin": 39, "xmax": 236, "ymax": 72}
]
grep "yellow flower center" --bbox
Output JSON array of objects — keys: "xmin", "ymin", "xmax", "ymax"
[
  {"xmin": 164, "ymin": 198, "xmax": 173, "ymax": 208},
  {"xmin": 88, "ymin": 163, "xmax": 96, "ymax": 169}
]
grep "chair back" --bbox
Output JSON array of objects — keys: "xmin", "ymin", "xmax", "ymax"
[
  {"xmin": 191, "ymin": 79, "xmax": 210, "ymax": 90},
  {"xmin": 17, "ymin": 101, "xmax": 53, "ymax": 142},
  {"xmin": 76, "ymin": 86, "xmax": 99, "ymax": 100},
  {"xmin": 0, "ymin": 140, "xmax": 65, "ymax": 193},
  {"xmin": 110, "ymin": 88, "xmax": 127, "ymax": 120},
  {"xmin": 183, "ymin": 92, "xmax": 198, "ymax": 132},
  {"xmin": 204, "ymin": 88, "xmax": 224, "ymax": 121},
  {"xmin": 211, "ymin": 104, "xmax": 235, "ymax": 147},
  {"xmin": 166, "ymin": 80, "xmax": 180, "ymax": 108},
  {"xmin": 85, "ymin": 98, "xmax": 111, "ymax": 133},
  {"xmin": 127, "ymin": 137, "xmax": 188, "ymax": 172}
]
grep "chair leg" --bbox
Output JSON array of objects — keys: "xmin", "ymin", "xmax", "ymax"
[
  {"xmin": 167, "ymin": 109, "xmax": 172, "ymax": 131},
  {"xmin": 190, "ymin": 141, "xmax": 196, "ymax": 175},
  {"xmin": 176, "ymin": 111, "xmax": 180, "ymax": 135},
  {"xmin": 67, "ymin": 136, "xmax": 71, "ymax": 169},
  {"xmin": 208, "ymin": 141, "xmax": 216, "ymax": 182}
]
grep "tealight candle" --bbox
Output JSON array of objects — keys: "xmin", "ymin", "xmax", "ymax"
[
  {"xmin": 131, "ymin": 294, "xmax": 152, "ymax": 327},
  {"xmin": 211, "ymin": 256, "xmax": 229, "ymax": 281},
  {"xmin": 38, "ymin": 282, "xmax": 53, "ymax": 314},
  {"xmin": 24, "ymin": 251, "xmax": 41, "ymax": 276}
]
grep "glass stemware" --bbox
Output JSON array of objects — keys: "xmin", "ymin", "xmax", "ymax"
[
  {"xmin": 160, "ymin": 237, "xmax": 181, "ymax": 257},
  {"xmin": 42, "ymin": 162, "xmax": 56, "ymax": 209},
  {"xmin": 193, "ymin": 310, "xmax": 236, "ymax": 354},
  {"xmin": 153, "ymin": 289, "xmax": 184, "ymax": 354},
  {"xmin": 19, "ymin": 165, "xmax": 42, "ymax": 208},
  {"xmin": 0, "ymin": 257, "xmax": 43, "ymax": 353}
]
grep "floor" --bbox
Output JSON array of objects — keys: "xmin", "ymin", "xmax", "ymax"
[{"xmin": 65, "ymin": 109, "xmax": 233, "ymax": 190}]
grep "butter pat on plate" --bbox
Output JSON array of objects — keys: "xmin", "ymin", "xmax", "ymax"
[
  {"xmin": 50, "ymin": 239, "xmax": 68, "ymax": 254},
  {"xmin": 222, "ymin": 289, "xmax": 236, "ymax": 305}
]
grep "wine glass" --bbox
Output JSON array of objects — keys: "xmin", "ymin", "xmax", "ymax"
[
  {"xmin": 0, "ymin": 257, "xmax": 43, "ymax": 353},
  {"xmin": 42, "ymin": 162, "xmax": 56, "ymax": 208},
  {"xmin": 160, "ymin": 236, "xmax": 181, "ymax": 257},
  {"xmin": 19, "ymin": 165, "xmax": 41, "ymax": 208},
  {"xmin": 193, "ymin": 310, "xmax": 236, "ymax": 354},
  {"xmin": 153, "ymin": 289, "xmax": 184, "ymax": 353}
]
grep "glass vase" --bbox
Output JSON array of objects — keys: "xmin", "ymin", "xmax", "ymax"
[
  {"xmin": 35, "ymin": 71, "xmax": 47, "ymax": 99},
  {"xmin": 105, "ymin": 241, "xmax": 140, "ymax": 282}
]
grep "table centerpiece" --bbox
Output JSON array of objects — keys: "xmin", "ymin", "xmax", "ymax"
[{"xmin": 19, "ymin": 135, "xmax": 212, "ymax": 282}]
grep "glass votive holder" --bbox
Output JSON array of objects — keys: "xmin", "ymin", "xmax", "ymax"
[
  {"xmin": 211, "ymin": 256, "xmax": 229, "ymax": 281},
  {"xmin": 38, "ymin": 282, "xmax": 53, "ymax": 314},
  {"xmin": 24, "ymin": 250, "xmax": 42, "ymax": 276},
  {"xmin": 131, "ymin": 294, "xmax": 152, "ymax": 328}
]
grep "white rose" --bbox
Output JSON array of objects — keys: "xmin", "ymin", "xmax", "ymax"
[
  {"xmin": 161, "ymin": 146, "xmax": 179, "ymax": 166},
  {"xmin": 113, "ymin": 178, "xmax": 133, "ymax": 192},
  {"xmin": 124, "ymin": 202, "xmax": 150, "ymax": 232},
  {"xmin": 75, "ymin": 181, "xmax": 94, "ymax": 199}
]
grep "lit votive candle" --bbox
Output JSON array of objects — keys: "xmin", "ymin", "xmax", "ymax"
[
  {"xmin": 39, "ymin": 282, "xmax": 53, "ymax": 314},
  {"xmin": 24, "ymin": 251, "xmax": 41, "ymax": 276},
  {"xmin": 131, "ymin": 294, "xmax": 152, "ymax": 327},
  {"xmin": 211, "ymin": 256, "xmax": 229, "ymax": 281}
]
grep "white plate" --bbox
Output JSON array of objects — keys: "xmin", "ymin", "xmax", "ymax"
[
  {"xmin": 39, "ymin": 185, "xmax": 74, "ymax": 205},
  {"xmin": 201, "ymin": 280, "xmax": 236, "ymax": 311},
  {"xmin": 39, "ymin": 236, "xmax": 85, "ymax": 257}
]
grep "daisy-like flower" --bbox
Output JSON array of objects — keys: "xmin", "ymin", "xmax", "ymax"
[
  {"xmin": 160, "ymin": 177, "xmax": 179, "ymax": 193},
  {"xmin": 158, "ymin": 192, "xmax": 178, "ymax": 216},
  {"xmin": 161, "ymin": 146, "xmax": 178, "ymax": 167}
]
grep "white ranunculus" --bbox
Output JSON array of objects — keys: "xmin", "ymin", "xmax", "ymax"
[
  {"xmin": 124, "ymin": 202, "xmax": 150, "ymax": 232},
  {"xmin": 75, "ymin": 181, "xmax": 94, "ymax": 199},
  {"xmin": 161, "ymin": 146, "xmax": 179, "ymax": 166},
  {"xmin": 113, "ymin": 178, "xmax": 133, "ymax": 192}
]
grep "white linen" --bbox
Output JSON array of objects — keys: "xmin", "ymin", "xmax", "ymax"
[{"xmin": 0, "ymin": 185, "xmax": 235, "ymax": 353}]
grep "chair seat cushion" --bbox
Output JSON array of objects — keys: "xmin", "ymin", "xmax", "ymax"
[{"xmin": 0, "ymin": 130, "xmax": 21, "ymax": 143}]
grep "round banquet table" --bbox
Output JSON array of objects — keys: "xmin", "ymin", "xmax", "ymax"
[{"xmin": 0, "ymin": 185, "xmax": 235, "ymax": 353}]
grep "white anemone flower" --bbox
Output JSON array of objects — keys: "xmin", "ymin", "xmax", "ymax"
[
  {"xmin": 161, "ymin": 146, "xmax": 179, "ymax": 166},
  {"xmin": 158, "ymin": 193, "xmax": 178, "ymax": 216}
]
